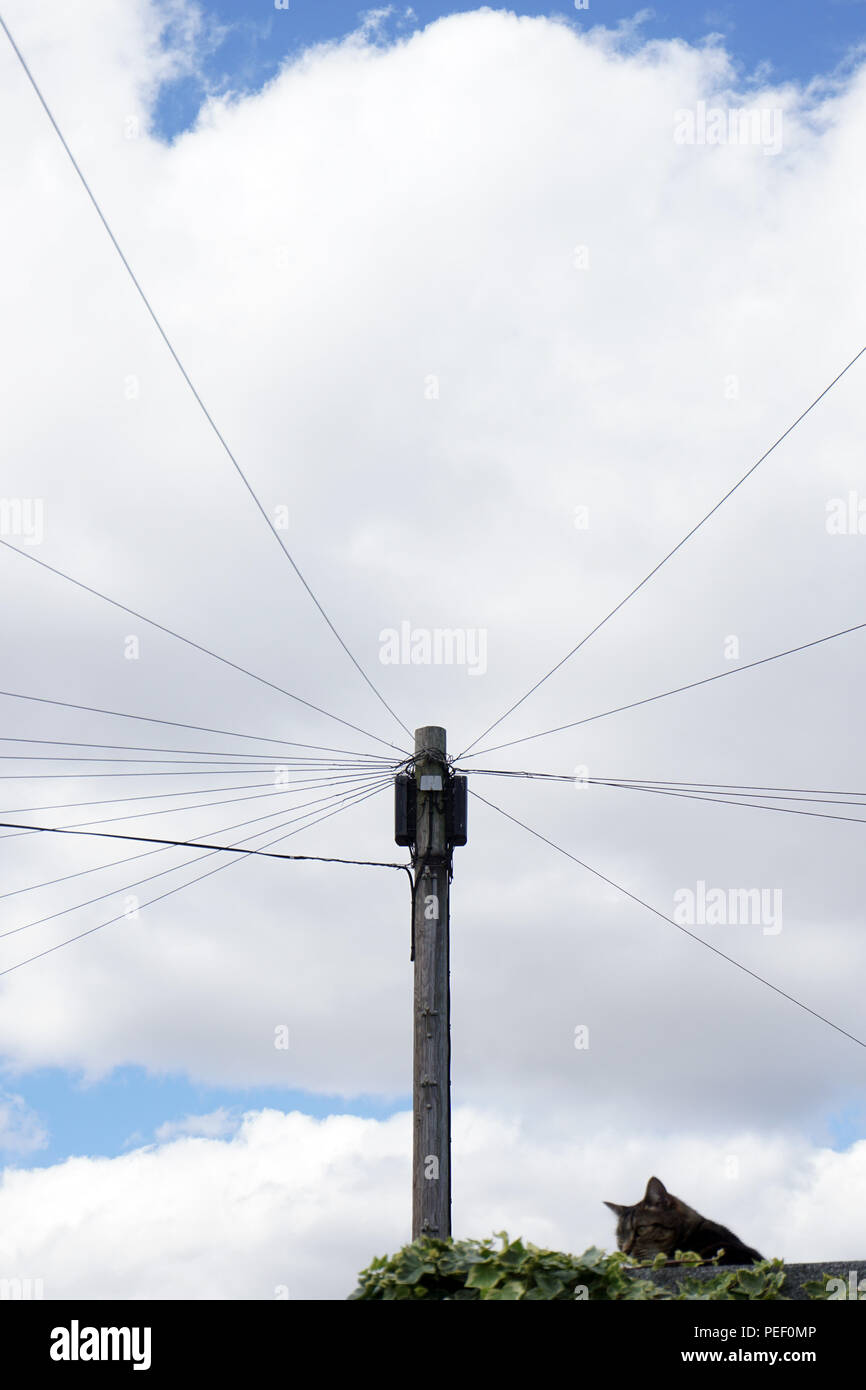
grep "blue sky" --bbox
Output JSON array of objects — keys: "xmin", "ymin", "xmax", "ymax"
[
  {"xmin": 155, "ymin": 1, "xmax": 866, "ymax": 139},
  {"xmin": 6, "ymin": 1066, "xmax": 404, "ymax": 1169}
]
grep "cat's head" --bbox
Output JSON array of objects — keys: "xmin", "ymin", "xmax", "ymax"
[{"xmin": 604, "ymin": 1176, "xmax": 690, "ymax": 1259}]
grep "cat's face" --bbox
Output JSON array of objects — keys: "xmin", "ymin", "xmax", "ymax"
[{"xmin": 604, "ymin": 1176, "xmax": 689, "ymax": 1259}]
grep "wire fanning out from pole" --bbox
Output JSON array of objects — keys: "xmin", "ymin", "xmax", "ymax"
[
  {"xmin": 460, "ymin": 350, "xmax": 866, "ymax": 758},
  {"xmin": 0, "ymin": 779, "xmax": 406, "ymax": 979},
  {"xmin": 0, "ymin": 12, "xmax": 410, "ymax": 745},
  {"xmin": 471, "ymin": 790, "xmax": 866, "ymax": 1052},
  {"xmin": 0, "ymin": 542, "xmax": 408, "ymax": 756},
  {"xmin": 458, "ymin": 619, "xmax": 866, "ymax": 759}
]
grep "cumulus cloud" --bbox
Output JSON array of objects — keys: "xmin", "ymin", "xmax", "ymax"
[
  {"xmin": 1, "ymin": 1108, "xmax": 865, "ymax": 1299},
  {"xmin": 153, "ymin": 1106, "xmax": 240, "ymax": 1142}
]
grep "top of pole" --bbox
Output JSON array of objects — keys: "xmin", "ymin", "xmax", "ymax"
[{"xmin": 414, "ymin": 726, "xmax": 446, "ymax": 760}]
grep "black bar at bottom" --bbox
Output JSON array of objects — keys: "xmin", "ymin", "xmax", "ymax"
[{"xmin": 2, "ymin": 1295, "xmax": 858, "ymax": 1373}]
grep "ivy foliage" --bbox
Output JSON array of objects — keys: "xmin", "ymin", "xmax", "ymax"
[
  {"xmin": 802, "ymin": 1273, "xmax": 843, "ymax": 1300},
  {"xmin": 348, "ymin": 1233, "xmax": 790, "ymax": 1301}
]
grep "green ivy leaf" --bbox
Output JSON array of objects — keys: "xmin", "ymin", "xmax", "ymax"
[
  {"xmin": 348, "ymin": 1237, "xmax": 792, "ymax": 1301},
  {"xmin": 483, "ymin": 1279, "xmax": 525, "ymax": 1301},
  {"xmin": 465, "ymin": 1261, "xmax": 504, "ymax": 1290}
]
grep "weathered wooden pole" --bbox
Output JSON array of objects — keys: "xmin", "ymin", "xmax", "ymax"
[{"xmin": 411, "ymin": 725, "xmax": 451, "ymax": 1240}]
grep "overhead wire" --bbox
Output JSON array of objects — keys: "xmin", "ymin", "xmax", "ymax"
[
  {"xmin": 0, "ymin": 765, "xmax": 383, "ymax": 780},
  {"xmin": 0, "ymin": 769, "xmax": 386, "ymax": 842},
  {"xmin": 587, "ymin": 779, "xmax": 866, "ymax": 828},
  {"xmin": 470, "ymin": 789, "xmax": 866, "ymax": 1051},
  {"xmin": 0, "ymin": 765, "xmax": 386, "ymax": 820},
  {"xmin": 467, "ymin": 769, "xmax": 866, "ymax": 803},
  {"xmin": 460, "ymin": 347, "xmax": 866, "ymax": 758},
  {"xmin": 0, "ymin": 541, "xmax": 408, "ymax": 756},
  {"xmin": 467, "ymin": 767, "xmax": 866, "ymax": 823},
  {"xmin": 0, "ymin": 11, "xmax": 410, "ymax": 743},
  {"xmin": 0, "ymin": 721, "xmax": 398, "ymax": 763},
  {"xmin": 0, "ymin": 771, "xmax": 396, "ymax": 944},
  {"xmin": 0, "ymin": 751, "xmax": 393, "ymax": 771},
  {"xmin": 457, "ymin": 619, "xmax": 866, "ymax": 759},
  {"xmin": 0, "ymin": 771, "xmax": 397, "ymax": 902},
  {"xmin": 0, "ymin": 777, "xmax": 395, "ymax": 977}
]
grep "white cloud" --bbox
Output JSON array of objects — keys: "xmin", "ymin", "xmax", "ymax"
[
  {"xmin": 0, "ymin": 1090, "xmax": 48, "ymax": 1157},
  {"xmin": 154, "ymin": 1106, "xmax": 240, "ymax": 1141},
  {"xmin": 0, "ymin": 1107, "xmax": 864, "ymax": 1298}
]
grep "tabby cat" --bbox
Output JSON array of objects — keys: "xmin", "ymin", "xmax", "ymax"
[{"xmin": 604, "ymin": 1176, "xmax": 763, "ymax": 1264}]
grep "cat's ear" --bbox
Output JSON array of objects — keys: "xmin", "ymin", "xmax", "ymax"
[
  {"xmin": 603, "ymin": 1201, "xmax": 626, "ymax": 1215},
  {"xmin": 644, "ymin": 1176, "xmax": 670, "ymax": 1207}
]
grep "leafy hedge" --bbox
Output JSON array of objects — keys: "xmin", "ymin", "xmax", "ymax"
[{"xmin": 349, "ymin": 1233, "xmax": 790, "ymax": 1300}]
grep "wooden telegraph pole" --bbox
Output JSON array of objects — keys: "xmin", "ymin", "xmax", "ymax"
[{"xmin": 395, "ymin": 726, "xmax": 467, "ymax": 1240}]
